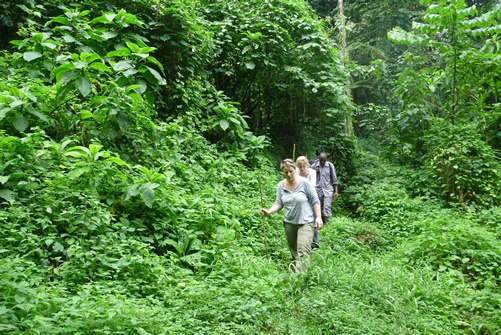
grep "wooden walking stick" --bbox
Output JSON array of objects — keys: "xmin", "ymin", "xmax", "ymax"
[
  {"xmin": 293, "ymin": 144, "xmax": 296, "ymax": 161},
  {"xmin": 257, "ymin": 172, "xmax": 269, "ymax": 258}
]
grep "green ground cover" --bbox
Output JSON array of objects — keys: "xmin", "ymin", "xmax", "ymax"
[{"xmin": 1, "ymin": 142, "xmax": 499, "ymax": 334}]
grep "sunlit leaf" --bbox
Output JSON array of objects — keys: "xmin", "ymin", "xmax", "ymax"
[
  {"xmin": 220, "ymin": 119, "xmax": 229, "ymax": 131},
  {"xmin": 12, "ymin": 115, "xmax": 29, "ymax": 132},
  {"xmin": 245, "ymin": 62, "xmax": 256, "ymax": 70},
  {"xmin": 23, "ymin": 51, "xmax": 42, "ymax": 62},
  {"xmin": 76, "ymin": 77, "xmax": 92, "ymax": 97}
]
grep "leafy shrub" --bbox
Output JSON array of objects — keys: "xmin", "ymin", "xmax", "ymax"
[
  {"xmin": 0, "ymin": 257, "xmax": 184, "ymax": 334},
  {"xmin": 422, "ymin": 121, "xmax": 501, "ymax": 208},
  {"xmin": 398, "ymin": 218, "xmax": 501, "ymax": 287},
  {"xmin": 321, "ymin": 217, "xmax": 389, "ymax": 254},
  {"xmin": 347, "ymin": 177, "xmax": 444, "ymax": 243},
  {"xmin": 318, "ymin": 130, "xmax": 358, "ymax": 182},
  {"xmin": 0, "ymin": 257, "xmax": 48, "ymax": 333},
  {"xmin": 467, "ymin": 206, "xmax": 501, "ymax": 239}
]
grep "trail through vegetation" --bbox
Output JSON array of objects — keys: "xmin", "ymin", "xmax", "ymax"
[{"xmin": 0, "ymin": 0, "xmax": 500, "ymax": 334}]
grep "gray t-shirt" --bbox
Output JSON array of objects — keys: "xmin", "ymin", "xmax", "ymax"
[{"xmin": 274, "ymin": 177, "xmax": 320, "ymax": 225}]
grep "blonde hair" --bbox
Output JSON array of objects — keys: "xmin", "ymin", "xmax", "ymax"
[
  {"xmin": 280, "ymin": 158, "xmax": 296, "ymax": 170},
  {"xmin": 295, "ymin": 156, "xmax": 309, "ymax": 168}
]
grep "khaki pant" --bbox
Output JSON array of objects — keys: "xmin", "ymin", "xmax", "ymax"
[
  {"xmin": 318, "ymin": 191, "xmax": 333, "ymax": 222},
  {"xmin": 283, "ymin": 222, "xmax": 315, "ymax": 273}
]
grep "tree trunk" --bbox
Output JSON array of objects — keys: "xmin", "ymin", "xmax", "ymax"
[
  {"xmin": 338, "ymin": 0, "xmax": 353, "ymax": 136},
  {"xmin": 338, "ymin": 0, "xmax": 347, "ymax": 60}
]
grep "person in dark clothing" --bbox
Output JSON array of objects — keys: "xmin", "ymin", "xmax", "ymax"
[{"xmin": 309, "ymin": 149, "xmax": 321, "ymax": 166}]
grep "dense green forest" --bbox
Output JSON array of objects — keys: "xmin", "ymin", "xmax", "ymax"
[{"xmin": 0, "ymin": 0, "xmax": 500, "ymax": 333}]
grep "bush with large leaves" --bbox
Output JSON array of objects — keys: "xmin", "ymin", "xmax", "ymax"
[
  {"xmin": 421, "ymin": 120, "xmax": 501, "ymax": 208},
  {"xmin": 388, "ymin": 0, "xmax": 501, "ymax": 155},
  {"xmin": 200, "ymin": 0, "xmax": 351, "ymax": 149},
  {"xmin": 1, "ymin": 8, "xmax": 163, "ymax": 147}
]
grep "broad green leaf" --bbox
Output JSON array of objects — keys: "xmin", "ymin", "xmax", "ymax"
[
  {"xmin": 51, "ymin": 16, "xmax": 70, "ymax": 25},
  {"xmin": 62, "ymin": 34, "xmax": 77, "ymax": 43},
  {"xmin": 126, "ymin": 84, "xmax": 144, "ymax": 93},
  {"xmin": 128, "ymin": 92, "xmax": 143, "ymax": 104},
  {"xmin": 144, "ymin": 91, "xmax": 154, "ymax": 105},
  {"xmin": 133, "ymin": 80, "xmax": 147, "ymax": 94},
  {"xmin": 145, "ymin": 67, "xmax": 166, "ymax": 86},
  {"xmin": 0, "ymin": 162, "xmax": 12, "ymax": 176},
  {"xmin": 105, "ymin": 14, "xmax": 117, "ymax": 22},
  {"xmin": 0, "ymin": 176, "xmax": 9, "ymax": 184},
  {"xmin": 101, "ymin": 31, "xmax": 118, "ymax": 40},
  {"xmin": 79, "ymin": 110, "xmax": 94, "ymax": 120},
  {"xmin": 139, "ymin": 47, "xmax": 155, "ymax": 54},
  {"xmin": 65, "ymin": 146, "xmax": 90, "ymax": 158},
  {"xmin": 123, "ymin": 184, "xmax": 140, "ymax": 201},
  {"xmin": 92, "ymin": 15, "xmax": 111, "ymax": 24},
  {"xmin": 134, "ymin": 166, "xmax": 150, "ymax": 177},
  {"xmin": 146, "ymin": 56, "xmax": 164, "ymax": 72},
  {"xmin": 24, "ymin": 92, "xmax": 37, "ymax": 102},
  {"xmin": 0, "ymin": 108, "xmax": 12, "ymax": 121},
  {"xmin": 123, "ymin": 69, "xmax": 138, "ymax": 77},
  {"xmin": 67, "ymin": 167, "xmax": 90, "ymax": 179},
  {"xmin": 60, "ymin": 70, "xmax": 77, "ymax": 86},
  {"xmin": 168, "ymin": 208, "xmax": 178, "ymax": 224},
  {"xmin": 150, "ymin": 172, "xmax": 165, "ymax": 182},
  {"xmin": 12, "ymin": 115, "xmax": 29, "ymax": 132},
  {"xmin": 53, "ymin": 242, "xmax": 64, "ymax": 252},
  {"xmin": 81, "ymin": 52, "xmax": 100, "ymax": 64},
  {"xmin": 113, "ymin": 60, "xmax": 133, "ymax": 71},
  {"xmin": 245, "ymin": 62, "xmax": 256, "ymax": 70},
  {"xmin": 74, "ymin": 61, "xmax": 87, "ymax": 69},
  {"xmin": 56, "ymin": 82, "xmax": 73, "ymax": 101},
  {"xmin": 106, "ymin": 157, "xmax": 129, "ymax": 167},
  {"xmin": 123, "ymin": 13, "xmax": 143, "ymax": 27},
  {"xmin": 89, "ymin": 62, "xmax": 111, "ymax": 73},
  {"xmin": 106, "ymin": 49, "xmax": 131, "ymax": 57},
  {"xmin": 117, "ymin": 112, "xmax": 130, "ymax": 130},
  {"xmin": 51, "ymin": 63, "xmax": 75, "ymax": 81},
  {"xmin": 0, "ymin": 137, "xmax": 19, "ymax": 146},
  {"xmin": 126, "ymin": 42, "xmax": 140, "ymax": 53},
  {"xmin": 0, "ymin": 189, "xmax": 14, "ymax": 201},
  {"xmin": 89, "ymin": 144, "xmax": 104, "ymax": 161},
  {"xmin": 76, "ymin": 77, "xmax": 92, "ymax": 97},
  {"xmin": 220, "ymin": 119, "xmax": 230, "ymax": 131},
  {"xmin": 23, "ymin": 51, "xmax": 42, "ymax": 62},
  {"xmin": 10, "ymin": 100, "xmax": 24, "ymax": 108},
  {"xmin": 140, "ymin": 182, "xmax": 158, "ymax": 208},
  {"xmin": 164, "ymin": 239, "xmax": 182, "ymax": 255},
  {"xmin": 41, "ymin": 42, "xmax": 57, "ymax": 49}
]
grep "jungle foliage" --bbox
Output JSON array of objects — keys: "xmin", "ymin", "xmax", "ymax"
[
  {"xmin": 0, "ymin": 0, "xmax": 500, "ymax": 334},
  {"xmin": 309, "ymin": 0, "xmax": 501, "ymax": 208}
]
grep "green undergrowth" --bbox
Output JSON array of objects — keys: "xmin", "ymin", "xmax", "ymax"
[
  {"xmin": 1, "ymin": 138, "xmax": 500, "ymax": 334},
  {"xmin": 0, "ymin": 0, "xmax": 499, "ymax": 333}
]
